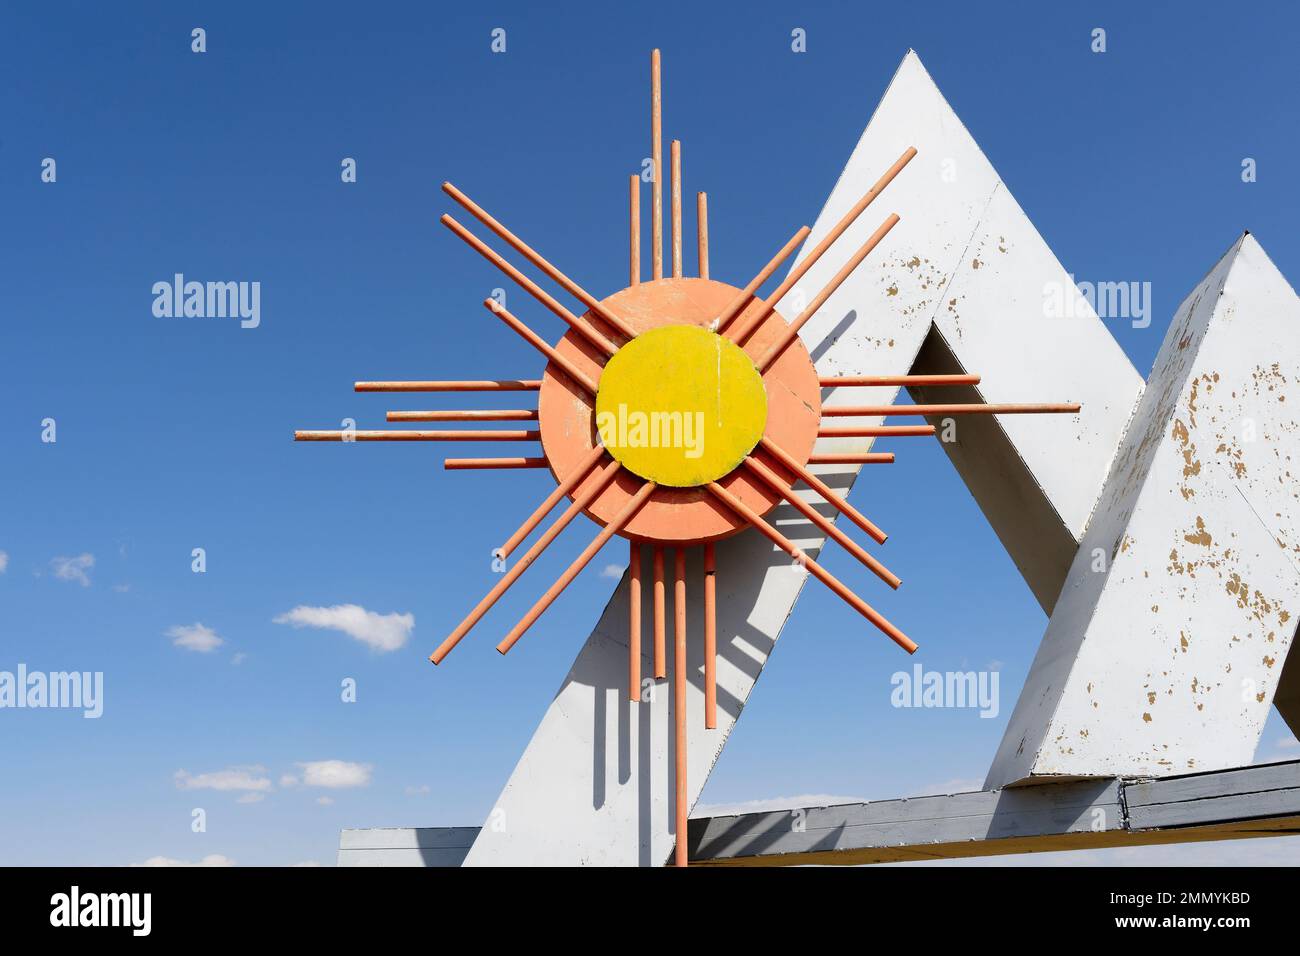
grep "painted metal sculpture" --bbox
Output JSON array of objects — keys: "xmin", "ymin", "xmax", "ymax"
[{"xmin": 295, "ymin": 50, "xmax": 1080, "ymax": 865}]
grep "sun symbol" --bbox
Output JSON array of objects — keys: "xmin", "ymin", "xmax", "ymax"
[{"xmin": 295, "ymin": 50, "xmax": 1079, "ymax": 866}]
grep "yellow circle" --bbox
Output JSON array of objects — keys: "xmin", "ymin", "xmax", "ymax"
[{"xmin": 595, "ymin": 325, "xmax": 767, "ymax": 487}]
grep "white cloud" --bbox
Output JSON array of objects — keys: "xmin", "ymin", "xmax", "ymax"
[
  {"xmin": 296, "ymin": 760, "xmax": 372, "ymax": 789},
  {"xmin": 273, "ymin": 604, "xmax": 413, "ymax": 653},
  {"xmin": 1278, "ymin": 735, "xmax": 1299, "ymax": 750},
  {"xmin": 174, "ymin": 766, "xmax": 272, "ymax": 793},
  {"xmin": 316, "ymin": 796, "xmax": 335, "ymax": 806},
  {"xmin": 0, "ymin": 551, "xmax": 8, "ymax": 574},
  {"xmin": 231, "ymin": 652, "xmax": 247, "ymax": 666},
  {"xmin": 51, "ymin": 553, "xmax": 93, "ymax": 586},
  {"xmin": 279, "ymin": 773, "xmax": 300, "ymax": 788},
  {"xmin": 405, "ymin": 784, "xmax": 431, "ymax": 796},
  {"xmin": 112, "ymin": 583, "xmax": 130, "ymax": 593},
  {"xmin": 600, "ymin": 564, "xmax": 626, "ymax": 580},
  {"xmin": 167, "ymin": 622, "xmax": 224, "ymax": 653},
  {"xmin": 133, "ymin": 854, "xmax": 235, "ymax": 868},
  {"xmin": 236, "ymin": 792, "xmax": 265, "ymax": 804},
  {"xmin": 288, "ymin": 861, "xmax": 322, "ymax": 867}
]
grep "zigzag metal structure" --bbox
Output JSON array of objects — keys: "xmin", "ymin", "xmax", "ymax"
[{"xmin": 303, "ymin": 50, "xmax": 1300, "ymax": 866}]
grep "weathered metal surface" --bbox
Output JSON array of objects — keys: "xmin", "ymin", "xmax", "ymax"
[
  {"xmin": 690, "ymin": 780, "xmax": 1123, "ymax": 863},
  {"xmin": 788, "ymin": 51, "xmax": 1142, "ymax": 616},
  {"xmin": 463, "ymin": 50, "xmax": 1145, "ymax": 867},
  {"xmin": 690, "ymin": 759, "xmax": 1300, "ymax": 866},
  {"xmin": 987, "ymin": 234, "xmax": 1300, "ymax": 787},
  {"xmin": 340, "ymin": 760, "xmax": 1300, "ymax": 866},
  {"xmin": 1125, "ymin": 760, "xmax": 1300, "ymax": 808},
  {"xmin": 337, "ymin": 827, "xmax": 478, "ymax": 867}
]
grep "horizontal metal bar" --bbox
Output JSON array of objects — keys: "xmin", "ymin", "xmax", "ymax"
[
  {"xmin": 354, "ymin": 380, "xmax": 541, "ymax": 392},
  {"xmin": 822, "ymin": 403, "xmax": 1081, "ymax": 418},
  {"xmin": 443, "ymin": 457, "xmax": 548, "ymax": 470},
  {"xmin": 294, "ymin": 430, "xmax": 539, "ymax": 441},
  {"xmin": 820, "ymin": 374, "xmax": 981, "ymax": 387},
  {"xmin": 387, "ymin": 410, "xmax": 539, "ymax": 422}
]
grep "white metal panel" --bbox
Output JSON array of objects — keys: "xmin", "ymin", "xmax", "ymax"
[
  {"xmin": 930, "ymin": 182, "xmax": 1142, "ymax": 539},
  {"xmin": 987, "ymin": 234, "xmax": 1300, "ymax": 786}
]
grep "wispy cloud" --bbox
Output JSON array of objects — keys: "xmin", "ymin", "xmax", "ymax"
[
  {"xmin": 132, "ymin": 854, "xmax": 329, "ymax": 868},
  {"xmin": 51, "ymin": 553, "xmax": 93, "ymax": 586},
  {"xmin": 908, "ymin": 778, "xmax": 985, "ymax": 797},
  {"xmin": 0, "ymin": 551, "xmax": 8, "ymax": 574},
  {"xmin": 294, "ymin": 760, "xmax": 372, "ymax": 789},
  {"xmin": 174, "ymin": 766, "xmax": 272, "ymax": 793},
  {"xmin": 273, "ymin": 604, "xmax": 413, "ymax": 652},
  {"xmin": 133, "ymin": 854, "xmax": 235, "ymax": 868},
  {"xmin": 167, "ymin": 622, "xmax": 224, "ymax": 653},
  {"xmin": 600, "ymin": 564, "xmax": 626, "ymax": 580}
]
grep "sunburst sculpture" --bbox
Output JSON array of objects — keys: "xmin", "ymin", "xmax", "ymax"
[{"xmin": 295, "ymin": 50, "xmax": 1079, "ymax": 866}]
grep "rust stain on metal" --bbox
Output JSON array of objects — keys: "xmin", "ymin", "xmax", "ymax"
[{"xmin": 1184, "ymin": 517, "xmax": 1213, "ymax": 547}]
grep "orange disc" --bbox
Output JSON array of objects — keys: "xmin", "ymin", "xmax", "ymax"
[{"xmin": 537, "ymin": 277, "xmax": 821, "ymax": 545}]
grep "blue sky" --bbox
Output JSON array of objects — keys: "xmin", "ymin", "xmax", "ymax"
[{"xmin": 2, "ymin": 1, "xmax": 1298, "ymax": 866}]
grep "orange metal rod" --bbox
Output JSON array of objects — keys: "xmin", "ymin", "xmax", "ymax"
[
  {"xmin": 673, "ymin": 546, "xmax": 688, "ymax": 868},
  {"xmin": 630, "ymin": 174, "xmax": 641, "ymax": 286},
  {"xmin": 818, "ymin": 425, "xmax": 935, "ymax": 437},
  {"xmin": 653, "ymin": 546, "xmax": 666, "ymax": 678},
  {"xmin": 629, "ymin": 542, "xmax": 641, "ymax": 702},
  {"xmin": 444, "ymin": 457, "xmax": 547, "ymax": 470},
  {"xmin": 759, "ymin": 436, "xmax": 887, "ymax": 545},
  {"xmin": 821, "ymin": 402, "xmax": 1082, "ymax": 417},
  {"xmin": 742, "ymin": 455, "xmax": 900, "ymax": 590},
  {"xmin": 696, "ymin": 192, "xmax": 709, "ymax": 279},
  {"xmin": 650, "ymin": 50, "xmax": 663, "ymax": 280},
  {"xmin": 484, "ymin": 299, "xmax": 600, "ymax": 396},
  {"xmin": 820, "ymin": 374, "xmax": 981, "ymax": 387},
  {"xmin": 703, "ymin": 541, "xmax": 716, "ymax": 730},
  {"xmin": 356, "ymin": 380, "xmax": 540, "ymax": 392},
  {"xmin": 497, "ymin": 480, "xmax": 658, "ymax": 654},
  {"xmin": 443, "ymin": 215, "xmax": 618, "ymax": 357},
  {"xmin": 430, "ymin": 458, "xmax": 624, "ymax": 664},
  {"xmin": 443, "ymin": 182, "xmax": 636, "ymax": 343},
  {"xmin": 387, "ymin": 409, "xmax": 538, "ymax": 422},
  {"xmin": 498, "ymin": 443, "xmax": 608, "ymax": 559},
  {"xmin": 714, "ymin": 226, "xmax": 810, "ymax": 335},
  {"xmin": 294, "ymin": 429, "xmax": 538, "ymax": 441},
  {"xmin": 727, "ymin": 146, "xmax": 916, "ymax": 343},
  {"xmin": 670, "ymin": 140, "xmax": 682, "ymax": 278},
  {"xmin": 807, "ymin": 453, "xmax": 895, "ymax": 464},
  {"xmin": 756, "ymin": 214, "xmax": 900, "ymax": 371},
  {"xmin": 707, "ymin": 481, "xmax": 917, "ymax": 654}
]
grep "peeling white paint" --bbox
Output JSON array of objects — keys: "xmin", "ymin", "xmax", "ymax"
[{"xmin": 987, "ymin": 234, "xmax": 1300, "ymax": 786}]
